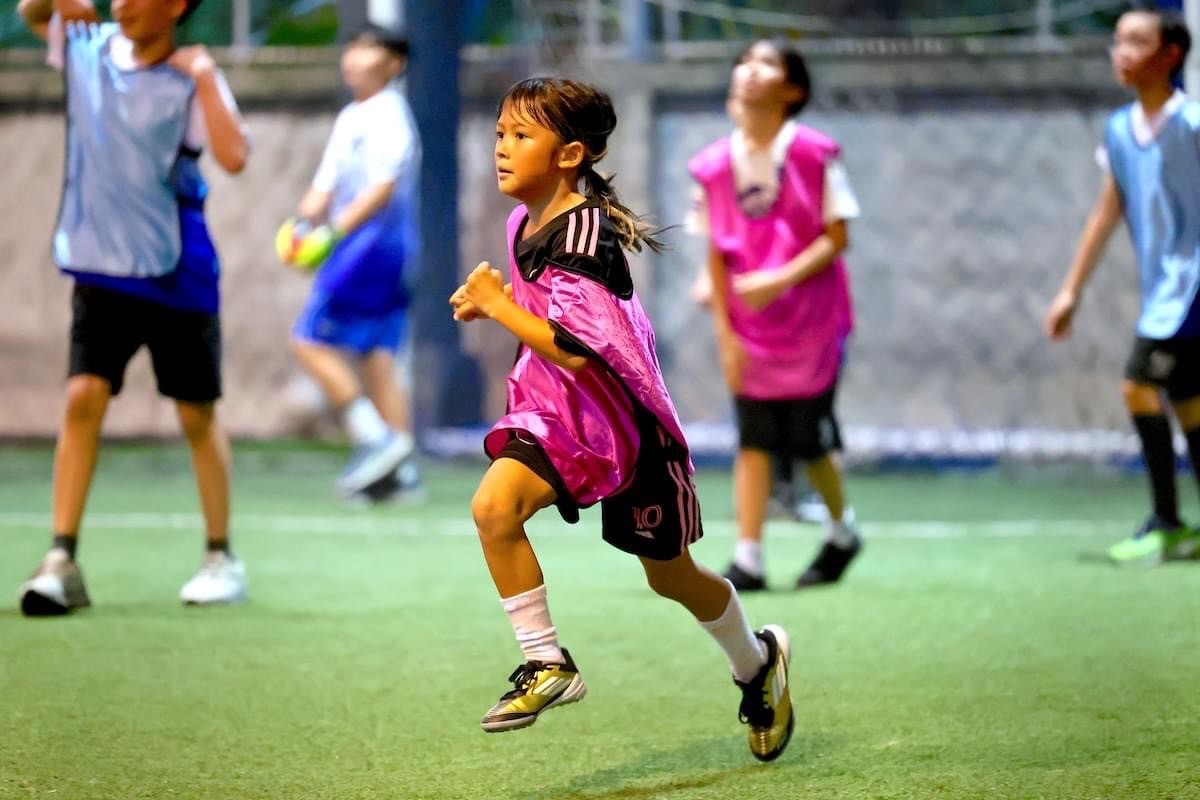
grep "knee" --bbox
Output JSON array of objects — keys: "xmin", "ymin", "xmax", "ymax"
[
  {"xmin": 1121, "ymin": 381, "xmax": 1162, "ymax": 415},
  {"xmin": 177, "ymin": 403, "xmax": 216, "ymax": 444},
  {"xmin": 471, "ymin": 487, "xmax": 526, "ymax": 543},
  {"xmin": 63, "ymin": 376, "xmax": 109, "ymax": 427}
]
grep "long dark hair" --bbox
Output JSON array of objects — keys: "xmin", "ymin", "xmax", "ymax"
[{"xmin": 499, "ymin": 77, "xmax": 666, "ymax": 254}]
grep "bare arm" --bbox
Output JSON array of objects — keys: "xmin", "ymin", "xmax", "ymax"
[
  {"xmin": 297, "ymin": 187, "xmax": 332, "ymax": 222},
  {"xmin": 706, "ymin": 241, "xmax": 746, "ymax": 393},
  {"xmin": 331, "ymin": 181, "xmax": 396, "ymax": 235},
  {"xmin": 20, "ymin": 0, "xmax": 96, "ymax": 40},
  {"xmin": 167, "ymin": 47, "xmax": 248, "ymax": 174},
  {"xmin": 733, "ymin": 219, "xmax": 849, "ymax": 311},
  {"xmin": 194, "ymin": 72, "xmax": 248, "ymax": 173},
  {"xmin": 18, "ymin": 0, "xmax": 54, "ymax": 39},
  {"xmin": 1045, "ymin": 174, "xmax": 1123, "ymax": 340},
  {"xmin": 457, "ymin": 264, "xmax": 587, "ymax": 372}
]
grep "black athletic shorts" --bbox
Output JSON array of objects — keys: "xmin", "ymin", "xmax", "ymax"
[
  {"xmin": 1125, "ymin": 335, "xmax": 1200, "ymax": 402},
  {"xmin": 68, "ymin": 284, "xmax": 222, "ymax": 403},
  {"xmin": 735, "ymin": 387, "xmax": 842, "ymax": 461},
  {"xmin": 493, "ymin": 426, "xmax": 703, "ymax": 561},
  {"xmin": 599, "ymin": 425, "xmax": 703, "ymax": 561}
]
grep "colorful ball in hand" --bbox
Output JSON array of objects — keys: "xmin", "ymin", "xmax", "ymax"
[{"xmin": 274, "ymin": 218, "xmax": 336, "ymax": 272}]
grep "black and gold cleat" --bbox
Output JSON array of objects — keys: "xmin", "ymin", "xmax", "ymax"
[
  {"xmin": 736, "ymin": 625, "xmax": 794, "ymax": 762},
  {"xmin": 480, "ymin": 649, "xmax": 587, "ymax": 733}
]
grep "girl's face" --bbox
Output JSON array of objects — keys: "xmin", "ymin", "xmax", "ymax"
[
  {"xmin": 494, "ymin": 102, "xmax": 569, "ymax": 200},
  {"xmin": 341, "ymin": 39, "xmax": 401, "ymax": 100},
  {"xmin": 1111, "ymin": 12, "xmax": 1176, "ymax": 89},
  {"xmin": 731, "ymin": 41, "xmax": 802, "ymax": 113},
  {"xmin": 112, "ymin": 0, "xmax": 185, "ymax": 44}
]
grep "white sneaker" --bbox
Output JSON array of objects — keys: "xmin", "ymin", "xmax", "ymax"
[
  {"xmin": 335, "ymin": 430, "xmax": 415, "ymax": 497},
  {"xmin": 180, "ymin": 551, "xmax": 247, "ymax": 606},
  {"xmin": 19, "ymin": 548, "xmax": 91, "ymax": 616}
]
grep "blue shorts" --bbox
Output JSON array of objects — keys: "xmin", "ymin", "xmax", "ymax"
[{"xmin": 292, "ymin": 294, "xmax": 407, "ymax": 355}]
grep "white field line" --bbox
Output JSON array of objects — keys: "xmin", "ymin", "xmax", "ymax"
[{"xmin": 0, "ymin": 512, "xmax": 1106, "ymax": 540}]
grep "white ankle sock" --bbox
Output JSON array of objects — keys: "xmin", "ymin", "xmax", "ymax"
[
  {"xmin": 500, "ymin": 584, "xmax": 565, "ymax": 664},
  {"xmin": 733, "ymin": 539, "xmax": 763, "ymax": 577},
  {"xmin": 825, "ymin": 519, "xmax": 859, "ymax": 548},
  {"xmin": 699, "ymin": 580, "xmax": 768, "ymax": 683},
  {"xmin": 342, "ymin": 397, "xmax": 389, "ymax": 446}
]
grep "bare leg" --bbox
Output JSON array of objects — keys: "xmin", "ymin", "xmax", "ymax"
[
  {"xmin": 51, "ymin": 375, "xmax": 112, "ymax": 543},
  {"xmin": 362, "ymin": 349, "xmax": 411, "ymax": 433},
  {"xmin": 802, "ymin": 453, "xmax": 846, "ymax": 523},
  {"xmin": 734, "ymin": 447, "xmax": 771, "ymax": 544},
  {"xmin": 471, "ymin": 458, "xmax": 557, "ymax": 597},
  {"xmin": 640, "ymin": 550, "xmax": 730, "ymax": 622},
  {"xmin": 641, "ymin": 551, "xmax": 768, "ymax": 682},
  {"xmin": 176, "ymin": 401, "xmax": 231, "ymax": 548},
  {"xmin": 292, "ymin": 338, "xmax": 360, "ymax": 409}
]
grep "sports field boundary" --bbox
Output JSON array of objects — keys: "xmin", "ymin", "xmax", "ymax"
[{"xmin": 0, "ymin": 512, "xmax": 1108, "ymax": 540}]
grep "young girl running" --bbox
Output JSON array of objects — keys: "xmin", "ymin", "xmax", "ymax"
[
  {"xmin": 450, "ymin": 77, "xmax": 794, "ymax": 761},
  {"xmin": 690, "ymin": 40, "xmax": 861, "ymax": 592}
]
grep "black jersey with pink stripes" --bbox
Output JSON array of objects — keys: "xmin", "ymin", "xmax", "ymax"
[{"xmin": 513, "ymin": 200, "xmax": 633, "ymax": 299}]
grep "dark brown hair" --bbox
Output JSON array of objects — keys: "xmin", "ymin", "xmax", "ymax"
[{"xmin": 499, "ymin": 77, "xmax": 666, "ymax": 254}]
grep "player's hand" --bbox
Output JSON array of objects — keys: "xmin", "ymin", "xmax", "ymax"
[
  {"xmin": 717, "ymin": 331, "xmax": 746, "ymax": 394},
  {"xmin": 167, "ymin": 45, "xmax": 217, "ymax": 81},
  {"xmin": 451, "ymin": 281, "xmax": 510, "ymax": 322},
  {"xmin": 54, "ymin": 0, "xmax": 98, "ymax": 24},
  {"xmin": 733, "ymin": 269, "xmax": 788, "ymax": 311},
  {"xmin": 462, "ymin": 262, "xmax": 506, "ymax": 316},
  {"xmin": 1045, "ymin": 289, "xmax": 1078, "ymax": 341},
  {"xmin": 450, "ymin": 284, "xmax": 484, "ymax": 321}
]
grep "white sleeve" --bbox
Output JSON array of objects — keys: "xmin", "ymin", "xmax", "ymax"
[
  {"xmin": 1095, "ymin": 144, "xmax": 1111, "ymax": 173},
  {"xmin": 46, "ymin": 14, "xmax": 65, "ymax": 71},
  {"xmin": 183, "ymin": 70, "xmax": 245, "ymax": 151},
  {"xmin": 823, "ymin": 159, "xmax": 861, "ymax": 224},
  {"xmin": 683, "ymin": 186, "xmax": 710, "ymax": 236},
  {"xmin": 311, "ymin": 115, "xmax": 343, "ymax": 192},
  {"xmin": 362, "ymin": 102, "xmax": 417, "ymax": 185}
]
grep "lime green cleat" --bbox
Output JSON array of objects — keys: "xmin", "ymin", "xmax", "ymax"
[
  {"xmin": 1165, "ymin": 528, "xmax": 1200, "ymax": 561},
  {"xmin": 1108, "ymin": 518, "xmax": 1200, "ymax": 567}
]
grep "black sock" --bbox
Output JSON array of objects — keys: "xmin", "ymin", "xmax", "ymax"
[
  {"xmin": 1184, "ymin": 426, "xmax": 1200, "ymax": 507},
  {"xmin": 206, "ymin": 539, "xmax": 231, "ymax": 555},
  {"xmin": 52, "ymin": 534, "xmax": 78, "ymax": 560},
  {"xmin": 1133, "ymin": 414, "xmax": 1180, "ymax": 526}
]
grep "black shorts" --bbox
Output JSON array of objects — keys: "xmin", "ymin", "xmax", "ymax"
[
  {"xmin": 69, "ymin": 284, "xmax": 222, "ymax": 403},
  {"xmin": 494, "ymin": 427, "xmax": 703, "ymax": 561},
  {"xmin": 736, "ymin": 388, "xmax": 842, "ymax": 461},
  {"xmin": 1125, "ymin": 335, "xmax": 1200, "ymax": 402}
]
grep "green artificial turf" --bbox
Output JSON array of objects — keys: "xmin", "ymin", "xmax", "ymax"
[{"xmin": 0, "ymin": 444, "xmax": 1197, "ymax": 799}]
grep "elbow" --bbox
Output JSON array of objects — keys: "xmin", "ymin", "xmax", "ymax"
[
  {"xmin": 829, "ymin": 228, "xmax": 850, "ymax": 255},
  {"xmin": 17, "ymin": 0, "xmax": 46, "ymax": 24},
  {"xmin": 218, "ymin": 150, "xmax": 247, "ymax": 175}
]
